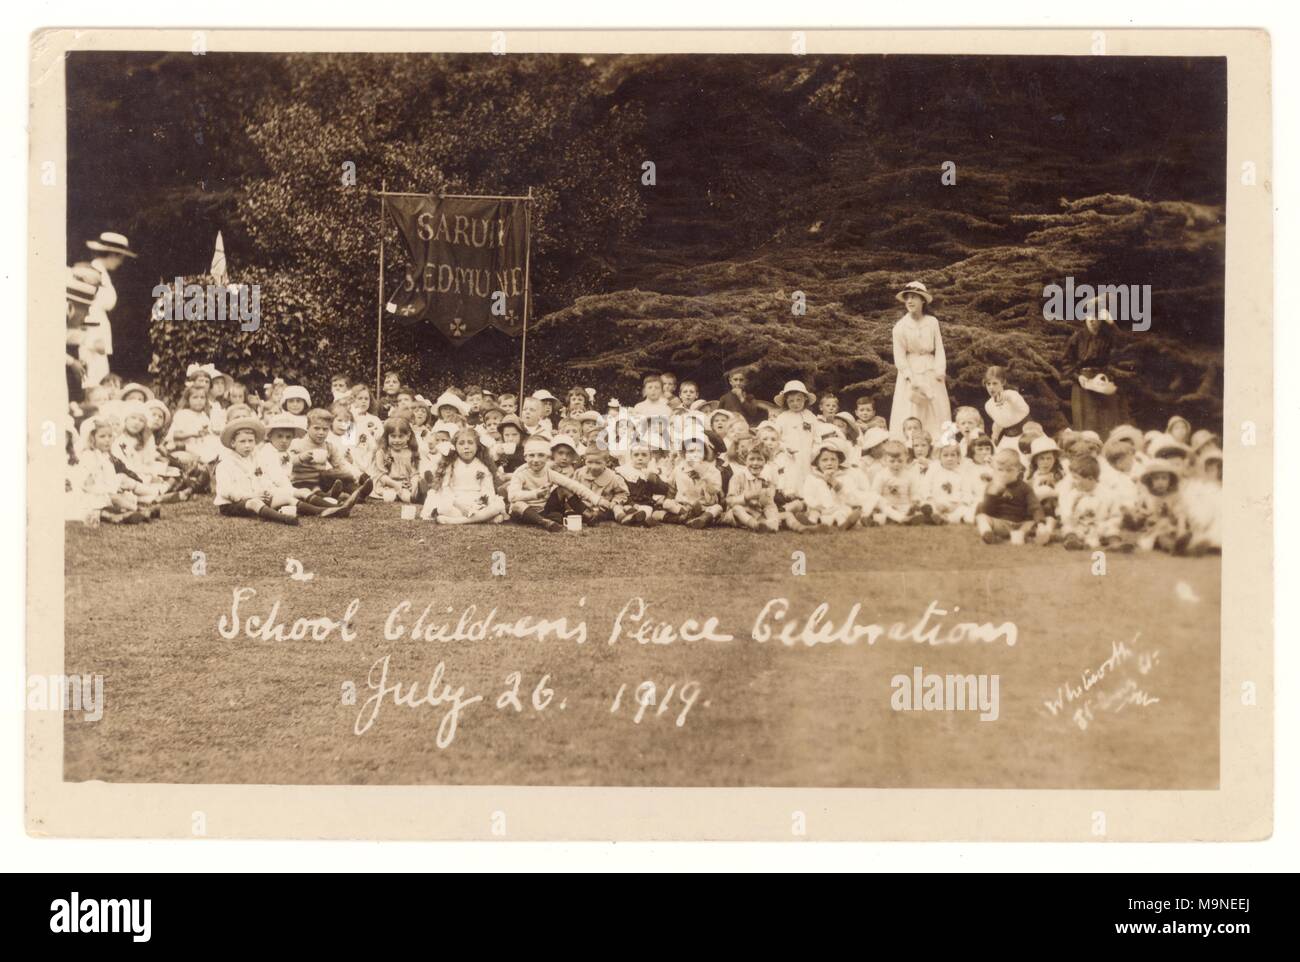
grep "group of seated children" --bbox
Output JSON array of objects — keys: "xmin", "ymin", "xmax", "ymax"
[{"xmin": 66, "ymin": 363, "xmax": 1222, "ymax": 554}]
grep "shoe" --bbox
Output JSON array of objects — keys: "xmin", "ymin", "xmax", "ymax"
[
  {"xmin": 328, "ymin": 480, "xmax": 345, "ymax": 499},
  {"xmin": 148, "ymin": 506, "xmax": 162, "ymax": 520},
  {"xmin": 685, "ymin": 515, "xmax": 709, "ymax": 529},
  {"xmin": 542, "ymin": 519, "xmax": 564, "ymax": 533},
  {"xmin": 124, "ymin": 511, "xmax": 149, "ymax": 525},
  {"xmin": 643, "ymin": 509, "xmax": 660, "ymax": 528},
  {"xmin": 981, "ymin": 530, "xmax": 998, "ymax": 544},
  {"xmin": 1063, "ymin": 534, "xmax": 1084, "ymax": 550}
]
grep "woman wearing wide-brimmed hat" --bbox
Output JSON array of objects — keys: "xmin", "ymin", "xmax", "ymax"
[
  {"xmin": 889, "ymin": 281, "xmax": 952, "ymax": 440},
  {"xmin": 1060, "ymin": 298, "xmax": 1126, "ymax": 435},
  {"xmin": 81, "ymin": 232, "xmax": 137, "ymax": 388}
]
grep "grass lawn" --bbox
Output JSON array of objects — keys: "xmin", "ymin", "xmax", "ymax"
[{"xmin": 63, "ymin": 499, "xmax": 1220, "ymax": 788}]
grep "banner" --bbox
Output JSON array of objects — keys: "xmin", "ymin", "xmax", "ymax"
[{"xmin": 384, "ymin": 194, "xmax": 529, "ymax": 347}]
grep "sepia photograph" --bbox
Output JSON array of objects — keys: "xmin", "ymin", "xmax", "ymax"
[{"xmin": 26, "ymin": 28, "xmax": 1272, "ymax": 841}]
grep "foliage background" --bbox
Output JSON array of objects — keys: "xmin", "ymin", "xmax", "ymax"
[{"xmin": 68, "ymin": 53, "xmax": 1225, "ymax": 428}]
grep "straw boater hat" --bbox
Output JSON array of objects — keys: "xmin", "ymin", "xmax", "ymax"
[
  {"xmin": 65, "ymin": 267, "xmax": 100, "ymax": 306},
  {"xmin": 549, "ymin": 433, "xmax": 578, "ymax": 453},
  {"xmin": 220, "ymin": 416, "xmax": 266, "ymax": 449},
  {"xmin": 265, "ymin": 412, "xmax": 307, "ymax": 438},
  {"xmin": 116, "ymin": 382, "xmax": 154, "ymax": 402},
  {"xmin": 774, "ymin": 380, "xmax": 816, "ymax": 407},
  {"xmin": 86, "ymin": 231, "xmax": 138, "ymax": 258},
  {"xmin": 531, "ymin": 389, "xmax": 560, "ymax": 404},
  {"xmin": 1190, "ymin": 429, "xmax": 1220, "ymax": 453},
  {"xmin": 433, "ymin": 390, "xmax": 470, "ymax": 416},
  {"xmin": 431, "ymin": 419, "xmax": 461, "ymax": 437},
  {"xmin": 895, "ymin": 280, "xmax": 933, "ymax": 305}
]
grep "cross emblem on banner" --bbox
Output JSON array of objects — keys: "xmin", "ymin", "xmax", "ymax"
[{"xmin": 450, "ymin": 317, "xmax": 466, "ymax": 337}]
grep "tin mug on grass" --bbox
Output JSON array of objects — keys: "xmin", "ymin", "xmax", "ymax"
[{"xmin": 565, "ymin": 514, "xmax": 583, "ymax": 533}]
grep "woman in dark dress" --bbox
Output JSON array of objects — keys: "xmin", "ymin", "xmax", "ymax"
[{"xmin": 1060, "ymin": 310, "xmax": 1125, "ymax": 434}]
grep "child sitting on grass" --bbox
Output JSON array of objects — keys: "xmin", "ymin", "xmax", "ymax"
[
  {"xmin": 215, "ymin": 417, "xmax": 299, "ymax": 525},
  {"xmin": 421, "ymin": 427, "xmax": 505, "ymax": 524},
  {"xmin": 921, "ymin": 440, "xmax": 967, "ymax": 525},
  {"xmin": 573, "ymin": 447, "xmax": 632, "ymax": 525},
  {"xmin": 725, "ymin": 443, "xmax": 783, "ymax": 532},
  {"xmin": 617, "ymin": 441, "xmax": 675, "ymax": 526},
  {"xmin": 293, "ymin": 408, "xmax": 363, "ymax": 493},
  {"xmin": 77, "ymin": 416, "xmax": 158, "ymax": 524},
  {"xmin": 1027, "ymin": 436, "xmax": 1064, "ymax": 519},
  {"xmin": 371, "ymin": 416, "xmax": 424, "ymax": 504},
  {"xmin": 1134, "ymin": 459, "xmax": 1190, "ymax": 554},
  {"xmin": 506, "ymin": 437, "xmax": 605, "ymax": 532},
  {"xmin": 799, "ymin": 438, "xmax": 865, "ymax": 530},
  {"xmin": 256, "ymin": 413, "xmax": 366, "ymax": 518},
  {"xmin": 1056, "ymin": 454, "xmax": 1125, "ymax": 551},
  {"xmin": 871, "ymin": 439, "xmax": 930, "ymax": 525},
  {"xmin": 671, "ymin": 436, "xmax": 725, "ymax": 529},
  {"xmin": 976, "ymin": 448, "xmax": 1046, "ymax": 545}
]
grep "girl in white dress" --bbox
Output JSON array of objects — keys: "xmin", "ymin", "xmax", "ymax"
[
  {"xmin": 166, "ymin": 385, "xmax": 224, "ymax": 467},
  {"xmin": 889, "ymin": 281, "xmax": 952, "ymax": 439},
  {"xmin": 982, "ymin": 365, "xmax": 1032, "ymax": 453},
  {"xmin": 422, "ymin": 428, "xmax": 506, "ymax": 523}
]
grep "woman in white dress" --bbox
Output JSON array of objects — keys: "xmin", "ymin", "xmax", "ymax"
[
  {"xmin": 80, "ymin": 232, "xmax": 137, "ymax": 388},
  {"xmin": 888, "ymin": 281, "xmax": 952, "ymax": 438}
]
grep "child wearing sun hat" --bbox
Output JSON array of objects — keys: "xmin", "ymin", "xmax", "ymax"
[
  {"xmin": 798, "ymin": 436, "xmax": 867, "ymax": 530},
  {"xmin": 213, "ymin": 416, "xmax": 299, "ymax": 525},
  {"xmin": 772, "ymin": 380, "xmax": 819, "ymax": 493},
  {"xmin": 1133, "ymin": 459, "xmax": 1190, "ymax": 553}
]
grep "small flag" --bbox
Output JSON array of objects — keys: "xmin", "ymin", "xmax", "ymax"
[{"xmin": 210, "ymin": 231, "xmax": 229, "ymax": 285}]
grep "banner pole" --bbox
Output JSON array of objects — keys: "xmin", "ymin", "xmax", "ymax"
[
  {"xmin": 518, "ymin": 187, "xmax": 532, "ymax": 404},
  {"xmin": 376, "ymin": 178, "xmax": 386, "ymax": 400}
]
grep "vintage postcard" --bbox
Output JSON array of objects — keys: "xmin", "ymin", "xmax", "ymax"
[{"xmin": 27, "ymin": 28, "xmax": 1271, "ymax": 840}]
